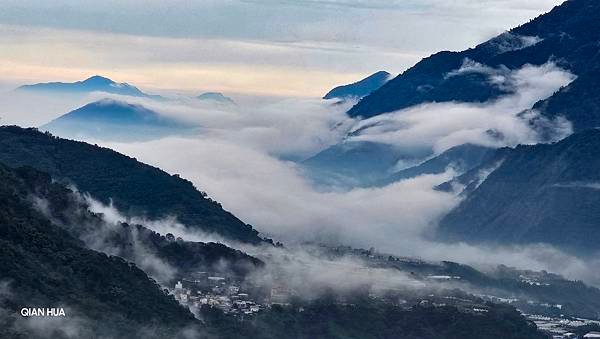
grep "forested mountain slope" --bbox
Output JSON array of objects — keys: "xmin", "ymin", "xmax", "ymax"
[
  {"xmin": 438, "ymin": 129, "xmax": 600, "ymax": 253},
  {"xmin": 0, "ymin": 164, "xmax": 199, "ymax": 338},
  {"xmin": 0, "ymin": 126, "xmax": 263, "ymax": 244},
  {"xmin": 348, "ymin": 0, "xmax": 600, "ymax": 123}
]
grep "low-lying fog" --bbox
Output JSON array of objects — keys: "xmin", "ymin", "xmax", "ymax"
[{"xmin": 4, "ymin": 61, "xmax": 600, "ymax": 286}]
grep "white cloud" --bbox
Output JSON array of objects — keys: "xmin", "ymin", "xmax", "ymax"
[
  {"xmin": 105, "ymin": 136, "xmax": 457, "ymax": 244},
  {"xmin": 349, "ymin": 62, "xmax": 575, "ymax": 154},
  {"xmin": 101, "ymin": 134, "xmax": 600, "ymax": 286},
  {"xmin": 43, "ymin": 60, "xmax": 590, "ymax": 286}
]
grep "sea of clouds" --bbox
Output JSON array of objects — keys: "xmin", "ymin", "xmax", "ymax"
[{"xmin": 5, "ymin": 60, "xmax": 600, "ymax": 285}]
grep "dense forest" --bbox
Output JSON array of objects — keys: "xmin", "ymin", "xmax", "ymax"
[
  {"xmin": 29, "ymin": 167, "xmax": 264, "ymax": 281},
  {"xmin": 0, "ymin": 126, "xmax": 263, "ymax": 244},
  {"xmin": 0, "ymin": 163, "xmax": 201, "ymax": 338},
  {"xmin": 0, "ymin": 161, "xmax": 549, "ymax": 338},
  {"xmin": 438, "ymin": 128, "xmax": 600, "ymax": 253}
]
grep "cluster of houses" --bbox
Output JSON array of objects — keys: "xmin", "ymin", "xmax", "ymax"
[
  {"xmin": 171, "ymin": 272, "xmax": 293, "ymax": 316},
  {"xmin": 519, "ymin": 274, "xmax": 551, "ymax": 287},
  {"xmin": 550, "ymin": 332, "xmax": 600, "ymax": 339},
  {"xmin": 526, "ymin": 314, "xmax": 600, "ymax": 338}
]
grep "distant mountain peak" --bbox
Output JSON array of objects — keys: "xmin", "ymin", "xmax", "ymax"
[
  {"xmin": 371, "ymin": 70, "xmax": 391, "ymax": 77},
  {"xmin": 323, "ymin": 71, "xmax": 391, "ymax": 100},
  {"xmin": 75, "ymin": 98, "xmax": 149, "ymax": 113},
  {"xmin": 43, "ymin": 98, "xmax": 162, "ymax": 124},
  {"xmin": 16, "ymin": 75, "xmax": 161, "ymax": 99},
  {"xmin": 197, "ymin": 92, "xmax": 235, "ymax": 104},
  {"xmin": 40, "ymin": 99, "xmax": 192, "ymax": 141},
  {"xmin": 82, "ymin": 75, "xmax": 116, "ymax": 85}
]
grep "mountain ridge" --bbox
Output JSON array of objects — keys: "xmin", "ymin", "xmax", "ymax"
[
  {"xmin": 0, "ymin": 163, "xmax": 199, "ymax": 338},
  {"xmin": 437, "ymin": 128, "xmax": 600, "ymax": 253},
  {"xmin": 17, "ymin": 75, "xmax": 163, "ymax": 99},
  {"xmin": 324, "ymin": 71, "xmax": 391, "ymax": 100},
  {"xmin": 376, "ymin": 144, "xmax": 495, "ymax": 187},
  {"xmin": 0, "ymin": 125, "xmax": 265, "ymax": 244},
  {"xmin": 347, "ymin": 0, "xmax": 600, "ymax": 123}
]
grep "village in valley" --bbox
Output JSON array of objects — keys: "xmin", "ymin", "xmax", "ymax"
[
  {"xmin": 171, "ymin": 245, "xmax": 600, "ymax": 339},
  {"xmin": 171, "ymin": 271, "xmax": 291, "ymax": 317}
]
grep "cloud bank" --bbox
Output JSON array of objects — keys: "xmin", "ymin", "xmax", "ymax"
[
  {"xmin": 349, "ymin": 61, "xmax": 575, "ymax": 154},
  {"xmin": 15, "ymin": 58, "xmax": 594, "ymax": 286}
]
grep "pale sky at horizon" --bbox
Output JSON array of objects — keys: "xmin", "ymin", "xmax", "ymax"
[{"xmin": 0, "ymin": 0, "xmax": 563, "ymax": 97}]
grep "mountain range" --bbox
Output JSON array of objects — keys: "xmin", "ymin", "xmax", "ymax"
[
  {"xmin": 305, "ymin": 0, "xmax": 600, "ymax": 191},
  {"xmin": 347, "ymin": 0, "xmax": 600, "ymax": 122},
  {"xmin": 5, "ymin": 1, "xmax": 600, "ymax": 337},
  {"xmin": 301, "ymin": 139, "xmax": 495, "ymax": 189},
  {"xmin": 299, "ymin": 0, "xmax": 600, "ymax": 257},
  {"xmin": 0, "ymin": 126, "xmax": 558, "ymax": 338},
  {"xmin": 17, "ymin": 75, "xmax": 163, "ymax": 99}
]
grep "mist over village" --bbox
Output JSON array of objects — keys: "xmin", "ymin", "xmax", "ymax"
[{"xmin": 2, "ymin": 1, "xmax": 600, "ymax": 338}]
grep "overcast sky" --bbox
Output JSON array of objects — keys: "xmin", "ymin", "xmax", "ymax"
[{"xmin": 0, "ymin": 0, "xmax": 563, "ymax": 96}]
